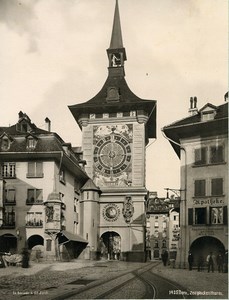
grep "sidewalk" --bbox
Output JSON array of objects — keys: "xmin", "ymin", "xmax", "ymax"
[{"xmin": 152, "ymin": 261, "xmax": 228, "ymax": 299}]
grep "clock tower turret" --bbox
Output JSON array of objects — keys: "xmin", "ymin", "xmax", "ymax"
[{"xmin": 69, "ymin": 0, "xmax": 157, "ymax": 262}]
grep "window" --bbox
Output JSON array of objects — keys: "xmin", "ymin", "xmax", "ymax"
[
  {"xmin": 27, "ymin": 137, "xmax": 37, "ymax": 149},
  {"xmin": 5, "ymin": 189, "xmax": 16, "ymax": 204},
  {"xmin": 154, "ymin": 230, "xmax": 159, "ymax": 238},
  {"xmin": 194, "ymin": 180, "xmax": 206, "ymax": 197},
  {"xmin": 210, "ymin": 207, "xmax": 223, "ymax": 224},
  {"xmin": 194, "ymin": 148, "xmax": 207, "ymax": 165},
  {"xmin": 162, "ymin": 221, "xmax": 167, "ymax": 229},
  {"xmin": 27, "ymin": 189, "xmax": 43, "ymax": 204},
  {"xmin": 195, "ymin": 208, "xmax": 206, "ymax": 225},
  {"xmin": 26, "ymin": 212, "xmax": 43, "ymax": 226},
  {"xmin": 46, "ymin": 240, "xmax": 52, "ymax": 251},
  {"xmin": 154, "ymin": 240, "xmax": 159, "ymax": 248},
  {"xmin": 1, "ymin": 163, "xmax": 16, "ymax": 178},
  {"xmin": 59, "ymin": 169, "xmax": 65, "ymax": 184},
  {"xmin": 210, "ymin": 146, "xmax": 224, "ymax": 164},
  {"xmin": 173, "ymin": 215, "xmax": 177, "ymax": 221},
  {"xmin": 3, "ymin": 207, "xmax": 15, "ymax": 227},
  {"xmin": 211, "ymin": 178, "xmax": 223, "ymax": 196},
  {"xmin": 154, "ymin": 221, "xmax": 159, "ymax": 228},
  {"xmin": 1, "ymin": 138, "xmax": 10, "ymax": 151},
  {"xmin": 202, "ymin": 111, "xmax": 215, "ymax": 121},
  {"xmin": 162, "ymin": 240, "xmax": 166, "ymax": 248},
  {"xmin": 27, "ymin": 162, "xmax": 43, "ymax": 178}
]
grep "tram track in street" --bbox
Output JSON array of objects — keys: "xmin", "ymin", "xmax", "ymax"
[{"xmin": 50, "ymin": 261, "xmax": 189, "ymax": 299}]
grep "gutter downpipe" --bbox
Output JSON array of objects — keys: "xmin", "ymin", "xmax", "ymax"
[{"xmin": 161, "ymin": 130, "xmax": 187, "ymax": 269}]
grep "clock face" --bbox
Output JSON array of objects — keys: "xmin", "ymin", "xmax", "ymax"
[
  {"xmin": 93, "ymin": 131, "xmax": 131, "ymax": 177},
  {"xmin": 103, "ymin": 204, "xmax": 120, "ymax": 221}
]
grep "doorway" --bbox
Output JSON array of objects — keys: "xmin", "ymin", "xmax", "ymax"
[{"xmin": 101, "ymin": 231, "xmax": 121, "ymax": 260}]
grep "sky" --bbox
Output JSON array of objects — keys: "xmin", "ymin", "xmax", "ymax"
[{"xmin": 0, "ymin": 0, "xmax": 228, "ymax": 197}]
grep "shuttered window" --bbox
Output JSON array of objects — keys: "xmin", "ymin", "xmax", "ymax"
[
  {"xmin": 194, "ymin": 180, "xmax": 206, "ymax": 197},
  {"xmin": 211, "ymin": 178, "xmax": 223, "ymax": 196}
]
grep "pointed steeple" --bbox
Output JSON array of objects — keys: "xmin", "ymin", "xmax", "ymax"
[
  {"xmin": 109, "ymin": 0, "xmax": 123, "ymax": 49},
  {"xmin": 107, "ymin": 0, "xmax": 127, "ymax": 76}
]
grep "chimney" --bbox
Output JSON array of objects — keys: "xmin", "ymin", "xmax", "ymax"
[
  {"xmin": 224, "ymin": 91, "xmax": 228, "ymax": 102},
  {"xmin": 45, "ymin": 117, "xmax": 51, "ymax": 132},
  {"xmin": 188, "ymin": 96, "xmax": 198, "ymax": 116}
]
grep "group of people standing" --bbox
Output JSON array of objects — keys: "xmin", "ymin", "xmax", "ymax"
[{"xmin": 188, "ymin": 250, "xmax": 228, "ymax": 273}]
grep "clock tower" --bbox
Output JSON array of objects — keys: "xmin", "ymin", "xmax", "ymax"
[{"xmin": 69, "ymin": 0, "xmax": 156, "ymax": 262}]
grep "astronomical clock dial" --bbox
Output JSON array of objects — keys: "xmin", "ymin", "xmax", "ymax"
[
  {"xmin": 93, "ymin": 130, "xmax": 131, "ymax": 177},
  {"xmin": 103, "ymin": 204, "xmax": 120, "ymax": 221}
]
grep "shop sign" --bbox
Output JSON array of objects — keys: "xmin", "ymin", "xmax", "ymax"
[{"xmin": 193, "ymin": 198, "xmax": 224, "ymax": 206}]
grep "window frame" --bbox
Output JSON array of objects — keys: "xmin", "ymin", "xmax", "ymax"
[
  {"xmin": 27, "ymin": 162, "xmax": 43, "ymax": 178},
  {"xmin": 194, "ymin": 207, "xmax": 207, "ymax": 225},
  {"xmin": 1, "ymin": 163, "xmax": 16, "ymax": 178},
  {"xmin": 194, "ymin": 179, "xmax": 206, "ymax": 197},
  {"xmin": 210, "ymin": 145, "xmax": 224, "ymax": 164},
  {"xmin": 211, "ymin": 178, "xmax": 223, "ymax": 196},
  {"xmin": 194, "ymin": 147, "xmax": 207, "ymax": 166},
  {"xmin": 26, "ymin": 189, "xmax": 43, "ymax": 204}
]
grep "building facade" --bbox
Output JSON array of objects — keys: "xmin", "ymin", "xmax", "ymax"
[
  {"xmin": 146, "ymin": 192, "xmax": 180, "ymax": 261},
  {"xmin": 69, "ymin": 0, "xmax": 157, "ymax": 262},
  {"xmin": 163, "ymin": 97, "xmax": 228, "ymax": 267},
  {"xmin": 0, "ymin": 112, "xmax": 90, "ymax": 260}
]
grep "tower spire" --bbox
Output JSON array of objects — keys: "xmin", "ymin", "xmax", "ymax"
[
  {"xmin": 107, "ymin": 0, "xmax": 126, "ymax": 75},
  {"xmin": 109, "ymin": 0, "xmax": 123, "ymax": 49}
]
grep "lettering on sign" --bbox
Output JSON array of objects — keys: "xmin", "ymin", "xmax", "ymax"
[
  {"xmin": 193, "ymin": 198, "xmax": 224, "ymax": 206},
  {"xmin": 199, "ymin": 231, "xmax": 214, "ymax": 236}
]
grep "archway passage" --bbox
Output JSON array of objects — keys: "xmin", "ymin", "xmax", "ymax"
[
  {"xmin": 0, "ymin": 234, "xmax": 17, "ymax": 253},
  {"xmin": 189, "ymin": 236, "xmax": 225, "ymax": 266},
  {"xmin": 27, "ymin": 235, "xmax": 44, "ymax": 250},
  {"xmin": 100, "ymin": 231, "xmax": 121, "ymax": 260}
]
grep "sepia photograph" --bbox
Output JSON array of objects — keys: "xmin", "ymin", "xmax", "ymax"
[{"xmin": 0, "ymin": 0, "xmax": 228, "ymax": 299}]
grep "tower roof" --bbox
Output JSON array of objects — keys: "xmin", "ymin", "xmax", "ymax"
[
  {"xmin": 109, "ymin": 0, "xmax": 123, "ymax": 49},
  {"xmin": 69, "ymin": 1, "xmax": 157, "ymax": 139}
]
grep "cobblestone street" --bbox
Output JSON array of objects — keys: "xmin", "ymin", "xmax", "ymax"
[{"xmin": 0, "ymin": 260, "xmax": 228, "ymax": 299}]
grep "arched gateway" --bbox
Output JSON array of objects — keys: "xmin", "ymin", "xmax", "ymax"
[
  {"xmin": 190, "ymin": 236, "xmax": 225, "ymax": 265},
  {"xmin": 100, "ymin": 231, "xmax": 121, "ymax": 260}
]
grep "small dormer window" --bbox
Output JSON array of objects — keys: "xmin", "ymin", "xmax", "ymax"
[
  {"xmin": 1, "ymin": 137, "xmax": 10, "ymax": 151},
  {"xmin": 200, "ymin": 104, "xmax": 217, "ymax": 122},
  {"xmin": 201, "ymin": 111, "xmax": 215, "ymax": 122},
  {"xmin": 27, "ymin": 137, "xmax": 37, "ymax": 150}
]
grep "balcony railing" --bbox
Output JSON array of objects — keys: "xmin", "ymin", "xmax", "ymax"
[{"xmin": 26, "ymin": 220, "xmax": 43, "ymax": 227}]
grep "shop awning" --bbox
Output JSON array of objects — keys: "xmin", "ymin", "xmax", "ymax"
[{"xmin": 57, "ymin": 230, "xmax": 88, "ymax": 245}]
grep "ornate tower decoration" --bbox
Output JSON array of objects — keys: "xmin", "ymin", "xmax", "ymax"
[{"xmin": 122, "ymin": 196, "xmax": 134, "ymax": 223}]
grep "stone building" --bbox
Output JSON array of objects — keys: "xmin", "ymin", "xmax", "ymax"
[
  {"xmin": 162, "ymin": 96, "xmax": 228, "ymax": 267},
  {"xmin": 69, "ymin": 0, "xmax": 157, "ymax": 262},
  {"xmin": 0, "ymin": 112, "xmax": 90, "ymax": 260}
]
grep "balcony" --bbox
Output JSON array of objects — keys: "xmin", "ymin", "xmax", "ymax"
[{"xmin": 26, "ymin": 220, "xmax": 43, "ymax": 227}]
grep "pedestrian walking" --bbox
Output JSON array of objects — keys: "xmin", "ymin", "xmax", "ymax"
[
  {"xmin": 206, "ymin": 252, "xmax": 214, "ymax": 273},
  {"xmin": 197, "ymin": 254, "xmax": 204, "ymax": 272},
  {"xmin": 216, "ymin": 252, "xmax": 224, "ymax": 273},
  {"xmin": 161, "ymin": 250, "xmax": 168, "ymax": 266},
  {"xmin": 21, "ymin": 247, "xmax": 30, "ymax": 268},
  {"xmin": 188, "ymin": 251, "xmax": 194, "ymax": 270}
]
